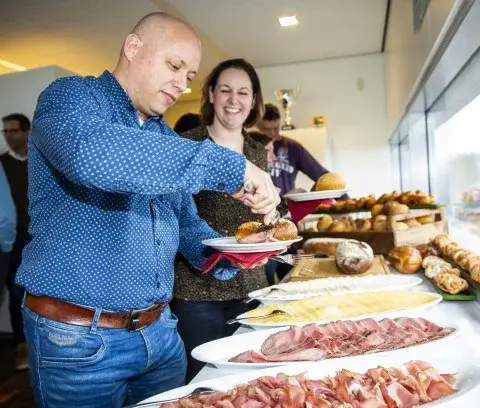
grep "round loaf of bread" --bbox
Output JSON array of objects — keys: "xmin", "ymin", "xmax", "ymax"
[
  {"xmin": 335, "ymin": 240, "xmax": 374, "ymax": 274},
  {"xmin": 315, "ymin": 173, "xmax": 346, "ymax": 191},
  {"xmin": 272, "ymin": 219, "xmax": 298, "ymax": 241}
]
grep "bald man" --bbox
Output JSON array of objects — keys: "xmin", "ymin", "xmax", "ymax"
[{"xmin": 16, "ymin": 12, "xmax": 279, "ymax": 408}]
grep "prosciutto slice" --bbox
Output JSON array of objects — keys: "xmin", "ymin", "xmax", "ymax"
[{"xmin": 230, "ymin": 317, "xmax": 454, "ymax": 363}]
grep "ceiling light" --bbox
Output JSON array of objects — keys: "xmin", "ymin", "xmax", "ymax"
[
  {"xmin": 0, "ymin": 59, "xmax": 27, "ymax": 72},
  {"xmin": 278, "ymin": 15, "xmax": 298, "ymax": 27},
  {"xmin": 183, "ymin": 88, "xmax": 192, "ymax": 94}
]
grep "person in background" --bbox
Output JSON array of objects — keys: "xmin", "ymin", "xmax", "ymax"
[
  {"xmin": 0, "ymin": 163, "xmax": 16, "ymax": 307},
  {"xmin": 257, "ymin": 103, "xmax": 330, "ymax": 195},
  {"xmin": 0, "ymin": 113, "xmax": 30, "ymax": 371},
  {"xmin": 173, "ymin": 112, "xmax": 201, "ymax": 133},
  {"xmin": 171, "ymin": 58, "xmax": 270, "ymax": 382},
  {"xmin": 16, "ymin": 13, "xmax": 279, "ymax": 408}
]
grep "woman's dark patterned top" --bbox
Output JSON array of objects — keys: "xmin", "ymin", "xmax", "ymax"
[{"xmin": 174, "ymin": 125, "xmax": 269, "ymax": 301}]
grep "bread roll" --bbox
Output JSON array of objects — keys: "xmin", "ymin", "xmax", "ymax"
[
  {"xmin": 235, "ymin": 221, "xmax": 264, "ymax": 242},
  {"xmin": 388, "ymin": 246, "xmax": 422, "ymax": 274},
  {"xmin": 404, "ymin": 218, "xmax": 422, "ymax": 228},
  {"xmin": 417, "ymin": 244, "xmax": 440, "ymax": 259},
  {"xmin": 315, "ymin": 173, "xmax": 346, "ymax": 191},
  {"xmin": 316, "ymin": 203, "xmax": 332, "ymax": 212},
  {"xmin": 354, "ymin": 218, "xmax": 372, "ymax": 231},
  {"xmin": 317, "ymin": 215, "xmax": 333, "ymax": 232},
  {"xmin": 372, "ymin": 215, "xmax": 387, "ymax": 231},
  {"xmin": 335, "ymin": 240, "xmax": 374, "ymax": 274},
  {"xmin": 416, "ymin": 215, "xmax": 435, "ymax": 224},
  {"xmin": 303, "ymin": 238, "xmax": 348, "ymax": 256},
  {"xmin": 272, "ymin": 219, "xmax": 298, "ymax": 241},
  {"xmin": 371, "ymin": 204, "xmax": 384, "ymax": 218},
  {"xmin": 328, "ymin": 220, "xmax": 347, "ymax": 232},
  {"xmin": 383, "ymin": 201, "xmax": 409, "ymax": 216}
]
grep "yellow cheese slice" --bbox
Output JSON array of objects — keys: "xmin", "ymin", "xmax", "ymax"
[{"xmin": 244, "ymin": 291, "xmax": 441, "ymax": 324}]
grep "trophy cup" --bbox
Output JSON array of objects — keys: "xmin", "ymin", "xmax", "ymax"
[{"xmin": 275, "ymin": 88, "xmax": 299, "ymax": 130}]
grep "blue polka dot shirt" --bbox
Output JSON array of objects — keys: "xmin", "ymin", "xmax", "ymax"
[{"xmin": 16, "ymin": 71, "xmax": 246, "ymax": 311}]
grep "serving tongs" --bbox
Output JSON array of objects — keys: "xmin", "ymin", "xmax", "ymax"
[{"xmin": 243, "ymin": 179, "xmax": 281, "ymax": 226}]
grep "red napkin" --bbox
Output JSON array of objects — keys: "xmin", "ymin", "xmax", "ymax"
[
  {"xmin": 287, "ymin": 199, "xmax": 334, "ymax": 224},
  {"xmin": 202, "ymin": 250, "xmax": 284, "ymax": 273}
]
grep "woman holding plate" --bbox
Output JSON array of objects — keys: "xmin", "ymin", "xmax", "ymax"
[{"xmin": 171, "ymin": 58, "xmax": 272, "ymax": 382}]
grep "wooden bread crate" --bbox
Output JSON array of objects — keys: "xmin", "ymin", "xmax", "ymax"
[{"xmin": 298, "ymin": 209, "xmax": 447, "ymax": 255}]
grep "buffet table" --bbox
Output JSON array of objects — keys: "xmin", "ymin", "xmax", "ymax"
[{"xmin": 188, "ymin": 276, "xmax": 480, "ymax": 406}]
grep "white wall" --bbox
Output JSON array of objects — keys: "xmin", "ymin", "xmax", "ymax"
[
  {"xmin": 0, "ymin": 66, "xmax": 77, "ymax": 152},
  {"xmin": 0, "ymin": 65, "xmax": 77, "ymax": 333},
  {"xmin": 385, "ymin": 0, "xmax": 455, "ymax": 133},
  {"xmin": 255, "ymin": 53, "xmax": 391, "ymax": 197}
]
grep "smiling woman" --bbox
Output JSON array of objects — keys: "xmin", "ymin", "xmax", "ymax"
[{"xmin": 171, "ymin": 58, "xmax": 271, "ymax": 382}]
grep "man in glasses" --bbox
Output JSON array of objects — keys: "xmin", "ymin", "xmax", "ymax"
[{"xmin": 0, "ymin": 113, "xmax": 30, "ymax": 371}]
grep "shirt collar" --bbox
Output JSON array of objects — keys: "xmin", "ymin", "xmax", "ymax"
[
  {"xmin": 98, "ymin": 71, "xmax": 163, "ymax": 124},
  {"xmin": 8, "ymin": 150, "xmax": 27, "ymax": 161}
]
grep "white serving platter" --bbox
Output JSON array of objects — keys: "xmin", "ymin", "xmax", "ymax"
[
  {"xmin": 236, "ymin": 292, "xmax": 443, "ymax": 329},
  {"xmin": 191, "ymin": 321, "xmax": 459, "ymax": 371},
  {"xmin": 248, "ymin": 275, "xmax": 423, "ymax": 305},
  {"xmin": 283, "ymin": 189, "xmax": 349, "ymax": 202},
  {"xmin": 136, "ymin": 355, "xmax": 480, "ymax": 407},
  {"xmin": 202, "ymin": 236, "xmax": 303, "ymax": 253}
]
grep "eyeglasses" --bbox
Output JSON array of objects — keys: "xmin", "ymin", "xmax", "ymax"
[{"xmin": 1, "ymin": 129, "xmax": 22, "ymax": 135}]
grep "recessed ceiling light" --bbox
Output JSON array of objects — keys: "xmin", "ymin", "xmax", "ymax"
[
  {"xmin": 183, "ymin": 88, "xmax": 192, "ymax": 94},
  {"xmin": 278, "ymin": 15, "xmax": 298, "ymax": 27},
  {"xmin": 0, "ymin": 59, "xmax": 27, "ymax": 72}
]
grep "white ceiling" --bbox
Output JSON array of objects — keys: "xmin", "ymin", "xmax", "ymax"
[
  {"xmin": 167, "ymin": 0, "xmax": 387, "ymax": 66},
  {"xmin": 0, "ymin": 0, "xmax": 388, "ymax": 100}
]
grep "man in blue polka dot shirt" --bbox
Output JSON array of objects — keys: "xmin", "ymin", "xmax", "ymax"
[{"xmin": 16, "ymin": 12, "xmax": 280, "ymax": 408}]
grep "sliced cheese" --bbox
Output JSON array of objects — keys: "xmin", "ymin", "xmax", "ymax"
[{"xmin": 245, "ymin": 291, "xmax": 440, "ymax": 324}]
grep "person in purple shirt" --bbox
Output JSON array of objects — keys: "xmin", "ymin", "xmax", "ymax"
[{"xmin": 257, "ymin": 103, "xmax": 329, "ymax": 195}]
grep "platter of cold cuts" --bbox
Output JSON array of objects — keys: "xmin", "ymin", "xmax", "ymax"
[
  {"xmin": 137, "ymin": 355, "xmax": 480, "ymax": 408},
  {"xmin": 191, "ymin": 317, "xmax": 458, "ymax": 370}
]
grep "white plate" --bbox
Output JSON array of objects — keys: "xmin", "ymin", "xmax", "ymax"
[
  {"xmin": 137, "ymin": 355, "xmax": 480, "ymax": 407},
  {"xmin": 248, "ymin": 275, "xmax": 423, "ymax": 305},
  {"xmin": 202, "ymin": 236, "xmax": 303, "ymax": 253},
  {"xmin": 237, "ymin": 292, "xmax": 443, "ymax": 329},
  {"xmin": 191, "ymin": 321, "xmax": 459, "ymax": 370},
  {"xmin": 283, "ymin": 189, "xmax": 349, "ymax": 202}
]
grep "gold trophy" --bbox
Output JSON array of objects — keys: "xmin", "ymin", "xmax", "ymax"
[{"xmin": 275, "ymin": 88, "xmax": 299, "ymax": 130}]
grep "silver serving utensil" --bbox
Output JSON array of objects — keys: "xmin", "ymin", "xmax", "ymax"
[
  {"xmin": 124, "ymin": 387, "xmax": 217, "ymax": 407},
  {"xmin": 243, "ymin": 179, "xmax": 281, "ymax": 226},
  {"xmin": 226, "ymin": 309, "xmax": 289, "ymax": 324}
]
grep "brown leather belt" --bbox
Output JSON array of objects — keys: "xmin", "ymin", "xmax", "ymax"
[{"xmin": 25, "ymin": 293, "xmax": 168, "ymax": 331}]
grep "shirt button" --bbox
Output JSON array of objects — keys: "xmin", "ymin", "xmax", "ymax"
[
  {"xmin": 217, "ymin": 183, "xmax": 225, "ymax": 190},
  {"xmin": 157, "ymin": 282, "xmax": 160, "ymax": 288},
  {"xmin": 156, "ymin": 239, "xmax": 161, "ymax": 245}
]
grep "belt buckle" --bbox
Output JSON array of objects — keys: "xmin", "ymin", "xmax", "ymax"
[{"xmin": 127, "ymin": 310, "xmax": 141, "ymax": 332}]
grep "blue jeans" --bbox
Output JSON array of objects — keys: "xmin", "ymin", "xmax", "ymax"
[{"xmin": 22, "ymin": 304, "xmax": 186, "ymax": 408}]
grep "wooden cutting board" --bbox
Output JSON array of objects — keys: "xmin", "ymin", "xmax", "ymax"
[{"xmin": 289, "ymin": 255, "xmax": 390, "ymax": 282}]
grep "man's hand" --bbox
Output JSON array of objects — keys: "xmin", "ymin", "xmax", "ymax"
[{"xmin": 231, "ymin": 160, "xmax": 281, "ymax": 225}]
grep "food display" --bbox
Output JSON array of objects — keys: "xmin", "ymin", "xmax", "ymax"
[
  {"xmin": 313, "ymin": 190, "xmax": 437, "ymax": 214},
  {"xmin": 387, "ymin": 246, "xmax": 423, "ymax": 274},
  {"xmin": 335, "ymin": 240, "xmax": 374, "ymax": 274},
  {"xmin": 247, "ymin": 275, "xmax": 422, "ymax": 303},
  {"xmin": 229, "ymin": 317, "xmax": 455, "ymax": 363},
  {"xmin": 241, "ymin": 291, "xmax": 441, "ymax": 326},
  {"xmin": 431, "ymin": 234, "xmax": 480, "ymax": 282},
  {"xmin": 302, "ymin": 237, "xmax": 349, "ymax": 256},
  {"xmin": 159, "ymin": 360, "xmax": 457, "ymax": 407},
  {"xmin": 235, "ymin": 219, "xmax": 298, "ymax": 243}
]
